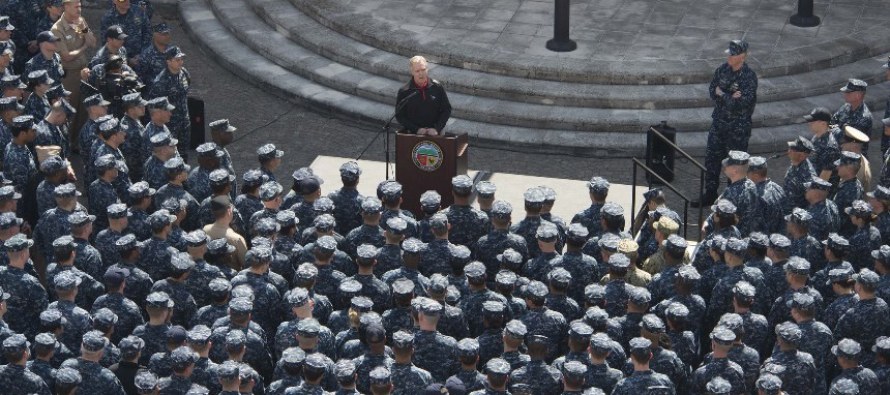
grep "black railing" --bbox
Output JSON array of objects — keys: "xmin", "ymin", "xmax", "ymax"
[{"xmin": 631, "ymin": 127, "xmax": 707, "ymax": 241}]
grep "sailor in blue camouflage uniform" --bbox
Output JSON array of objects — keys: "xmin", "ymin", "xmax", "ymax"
[
  {"xmin": 46, "ymin": 235, "xmax": 104, "ymax": 309},
  {"xmin": 445, "ymin": 175, "xmax": 489, "ymax": 247},
  {"xmin": 812, "ymin": 233, "xmax": 854, "ymax": 303},
  {"xmin": 147, "ymin": 46, "xmax": 191, "ymax": 158},
  {"xmin": 192, "ymin": 278, "xmax": 230, "ymax": 328},
  {"xmin": 707, "ymin": 237, "xmax": 765, "ymax": 326},
  {"xmin": 612, "ymin": 337, "xmax": 676, "ymax": 395},
  {"xmin": 107, "ymin": 234, "xmax": 153, "ymax": 306},
  {"xmin": 139, "ymin": 209, "xmax": 179, "ymax": 279},
  {"xmin": 500, "ymin": 319, "xmax": 531, "ymax": 371},
  {"xmin": 209, "ymin": 299, "xmax": 275, "ymax": 382},
  {"xmin": 473, "ymin": 200, "xmax": 529, "ymax": 280},
  {"xmin": 92, "ymin": 118, "xmax": 133, "ymax": 199},
  {"xmin": 786, "ymin": 293, "xmax": 831, "ymax": 395},
  {"xmin": 150, "ymin": 251, "xmax": 198, "ymax": 327},
  {"xmin": 690, "ymin": 326, "xmax": 746, "ymax": 395},
  {"xmin": 474, "ymin": 300, "xmax": 507, "ymax": 367},
  {"xmin": 646, "ymin": 235, "xmax": 687, "ymax": 304},
  {"xmin": 48, "ymin": 270, "xmax": 94, "ymax": 353},
  {"xmin": 23, "ymin": 70, "xmax": 52, "ymax": 121},
  {"xmin": 156, "ymin": 157, "xmax": 200, "ymax": 230},
  {"xmin": 582, "ymin": 203, "xmax": 625, "ymax": 260},
  {"xmin": 867, "ymin": 186, "xmax": 890, "ymax": 245},
  {"xmin": 126, "ymin": 181, "xmax": 154, "ymax": 239},
  {"xmin": 572, "ymin": 176, "xmax": 609, "ymax": 238},
  {"xmin": 545, "ymin": 268, "xmax": 581, "ymax": 322},
  {"xmin": 835, "ymin": 269, "xmax": 890, "ymax": 364},
  {"xmin": 347, "ymin": 244, "xmax": 392, "ymax": 313},
  {"xmin": 324, "ymin": 161, "xmax": 362, "ymax": 236},
  {"xmin": 512, "ymin": 187, "xmax": 554, "ymax": 259},
  {"xmin": 785, "ymin": 136, "xmax": 818, "ymax": 210},
  {"xmin": 89, "ymin": 26, "xmax": 129, "ymax": 69},
  {"xmin": 521, "ymin": 280, "xmax": 568, "ymax": 360},
  {"xmin": 35, "ymin": 100, "xmax": 72, "ymax": 159},
  {"xmin": 5, "ymin": 115, "xmax": 37, "ymax": 218},
  {"xmin": 726, "ymin": 281, "xmax": 769, "ymax": 358},
  {"xmin": 413, "ymin": 297, "xmax": 459, "ymax": 381},
  {"xmin": 550, "ymin": 321, "xmax": 593, "ymax": 373},
  {"xmin": 268, "ymin": 347, "xmax": 305, "ymax": 395},
  {"xmin": 370, "ymin": 217, "xmax": 405, "ymax": 276},
  {"xmin": 418, "ymin": 213, "xmax": 455, "ymax": 276},
  {"xmin": 806, "ymin": 107, "xmax": 843, "ymax": 177},
  {"xmin": 468, "ymin": 358, "xmax": 510, "ymax": 395},
  {"xmin": 508, "ymin": 334, "xmax": 561, "ymax": 395},
  {"xmin": 830, "ymin": 338, "xmax": 881, "ymax": 394},
  {"xmin": 805, "ymin": 177, "xmax": 842, "ymax": 241},
  {"xmin": 539, "ymin": 185, "xmax": 567, "ymax": 252},
  {"xmin": 92, "ymin": 267, "xmax": 144, "ymax": 344},
  {"xmin": 548, "ymin": 223, "xmax": 598, "ymax": 303},
  {"xmin": 698, "ymin": 40, "xmax": 758, "ymax": 207},
  {"xmin": 100, "ymin": 0, "xmax": 151, "ymax": 61},
  {"xmin": 0, "ymin": 96, "xmax": 24, "ymax": 160},
  {"xmin": 137, "ymin": 23, "xmax": 171, "ymax": 91},
  {"xmin": 143, "ymin": 131, "xmax": 179, "ymax": 191},
  {"xmin": 88, "ymin": 155, "xmax": 122, "ymax": 232},
  {"xmin": 0, "ymin": 236, "xmax": 46, "ymax": 337},
  {"xmin": 845, "ymin": 200, "xmax": 881, "ymax": 269},
  {"xmin": 524, "ymin": 222, "xmax": 560, "ymax": 282},
  {"xmin": 873, "ymin": 336, "xmax": 890, "ymax": 392},
  {"xmin": 833, "ymin": 152, "xmax": 865, "ymax": 236},
  {"xmin": 230, "ymin": 246, "xmax": 284, "ymax": 335},
  {"xmin": 94, "ymin": 202, "xmax": 132, "ymax": 266},
  {"xmin": 636, "ymin": 314, "xmax": 689, "ymax": 393},
  {"xmin": 381, "ymin": 237, "xmax": 429, "ymax": 295},
  {"xmin": 27, "ymin": 333, "xmax": 58, "ymax": 388},
  {"xmin": 460, "ymin": 261, "xmax": 511, "ymax": 336},
  {"xmin": 762, "ymin": 321, "xmax": 817, "ymax": 395},
  {"xmin": 378, "ymin": 181, "xmax": 418, "ymax": 238},
  {"xmin": 474, "ymin": 180, "xmax": 496, "ymax": 217},
  {"xmin": 708, "ymin": 151, "xmax": 758, "ymax": 234},
  {"xmin": 36, "ymin": 155, "xmax": 69, "ymax": 215},
  {"xmin": 832, "ymin": 79, "xmax": 875, "ymax": 156},
  {"xmin": 187, "ymin": 143, "xmax": 224, "ymax": 203},
  {"xmin": 344, "ymin": 196, "xmax": 385, "ymax": 255},
  {"xmin": 747, "ymin": 156, "xmax": 788, "ymax": 233},
  {"xmin": 784, "ymin": 208, "xmax": 826, "ymax": 272},
  {"xmin": 200, "ymin": 170, "xmax": 243, "ymax": 231},
  {"xmin": 60, "ymin": 331, "xmax": 126, "ymax": 395},
  {"xmin": 0, "ymin": 334, "xmax": 52, "ymax": 395},
  {"xmin": 417, "ymin": 189, "xmax": 441, "ymax": 243},
  {"xmin": 768, "ymin": 257, "xmax": 824, "ymax": 332},
  {"xmin": 157, "ymin": 346, "xmax": 206, "ymax": 394},
  {"xmin": 581, "ymin": 332, "xmax": 623, "ymax": 393}
]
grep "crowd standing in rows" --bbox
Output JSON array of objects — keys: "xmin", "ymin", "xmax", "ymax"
[{"xmin": 0, "ymin": 1, "xmax": 889, "ymax": 395}]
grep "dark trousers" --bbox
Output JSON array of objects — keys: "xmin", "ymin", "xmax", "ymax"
[{"xmin": 704, "ymin": 119, "xmax": 751, "ymax": 195}]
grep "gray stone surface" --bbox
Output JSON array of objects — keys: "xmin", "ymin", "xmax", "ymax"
[{"xmin": 292, "ymin": 0, "xmax": 890, "ymax": 83}]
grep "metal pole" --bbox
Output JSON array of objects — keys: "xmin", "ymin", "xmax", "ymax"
[
  {"xmin": 790, "ymin": 0, "xmax": 820, "ymax": 27},
  {"xmin": 546, "ymin": 0, "xmax": 576, "ymax": 52}
]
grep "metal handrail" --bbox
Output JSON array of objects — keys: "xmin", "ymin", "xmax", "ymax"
[
  {"xmin": 649, "ymin": 126, "xmax": 705, "ymax": 171},
  {"xmin": 631, "ymin": 158, "xmax": 693, "ymax": 240}
]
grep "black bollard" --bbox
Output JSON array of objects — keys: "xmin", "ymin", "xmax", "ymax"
[
  {"xmin": 790, "ymin": 0, "xmax": 820, "ymax": 27},
  {"xmin": 546, "ymin": 0, "xmax": 576, "ymax": 52}
]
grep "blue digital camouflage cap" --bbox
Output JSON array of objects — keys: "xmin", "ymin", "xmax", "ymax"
[
  {"xmin": 504, "ymin": 319, "xmax": 527, "ymax": 338},
  {"xmin": 640, "ymin": 314, "xmax": 665, "ymax": 333},
  {"xmin": 485, "ymin": 358, "xmax": 510, "ymax": 376},
  {"xmin": 280, "ymin": 347, "xmax": 306, "ymax": 369},
  {"xmin": 706, "ymin": 376, "xmax": 732, "ymax": 394},
  {"xmin": 822, "ymin": 233, "xmax": 850, "ymax": 251},
  {"xmin": 756, "ymin": 373, "xmax": 782, "ymax": 394},
  {"xmin": 784, "ymin": 256, "xmax": 811, "ymax": 275},
  {"xmin": 419, "ymin": 190, "xmax": 441, "ymax": 209},
  {"xmin": 134, "ymin": 370, "xmax": 159, "ymax": 391},
  {"xmin": 721, "ymin": 150, "xmax": 750, "ymax": 166},
  {"xmin": 844, "ymin": 199, "xmax": 873, "ymax": 218},
  {"xmin": 725, "ymin": 39, "xmax": 748, "ymax": 55},
  {"xmin": 829, "ymin": 378, "xmax": 860, "ymax": 395},
  {"xmin": 82, "ymin": 330, "xmax": 108, "ymax": 352},
  {"xmin": 587, "ymin": 176, "xmax": 610, "ymax": 193},
  {"xmin": 774, "ymin": 321, "xmax": 802, "ymax": 345},
  {"xmin": 451, "ymin": 175, "xmax": 473, "ymax": 195},
  {"xmin": 832, "ymin": 338, "xmax": 862, "ymax": 359},
  {"xmin": 53, "ymin": 183, "xmax": 80, "ymax": 197},
  {"xmin": 489, "ymin": 200, "xmax": 512, "ymax": 219},
  {"xmin": 710, "ymin": 326, "xmax": 736, "ymax": 345},
  {"xmin": 475, "ymin": 181, "xmax": 496, "ymax": 198},
  {"xmin": 334, "ymin": 358, "xmax": 357, "ymax": 380}
]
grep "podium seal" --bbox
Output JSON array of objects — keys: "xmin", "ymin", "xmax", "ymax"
[{"xmin": 412, "ymin": 140, "xmax": 443, "ymax": 172}]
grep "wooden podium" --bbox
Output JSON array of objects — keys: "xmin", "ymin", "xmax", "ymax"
[{"xmin": 395, "ymin": 133, "xmax": 469, "ymax": 215}]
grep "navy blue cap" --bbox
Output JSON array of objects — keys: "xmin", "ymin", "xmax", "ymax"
[
  {"xmin": 721, "ymin": 150, "xmax": 750, "ymax": 167},
  {"xmin": 725, "ymin": 39, "xmax": 748, "ymax": 55}
]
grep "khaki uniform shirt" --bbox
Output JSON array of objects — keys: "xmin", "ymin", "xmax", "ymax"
[
  {"xmin": 203, "ymin": 222, "xmax": 248, "ymax": 271},
  {"xmin": 51, "ymin": 15, "xmax": 91, "ymax": 70}
]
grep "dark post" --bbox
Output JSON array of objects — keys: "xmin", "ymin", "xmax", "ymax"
[
  {"xmin": 546, "ymin": 0, "xmax": 576, "ymax": 52},
  {"xmin": 790, "ymin": 0, "xmax": 820, "ymax": 27}
]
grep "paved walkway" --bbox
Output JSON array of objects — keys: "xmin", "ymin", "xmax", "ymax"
[{"xmin": 346, "ymin": 0, "xmax": 885, "ymax": 62}]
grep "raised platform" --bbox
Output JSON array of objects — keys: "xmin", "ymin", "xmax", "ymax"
[
  {"xmin": 308, "ymin": 155, "xmax": 648, "ymax": 228},
  {"xmin": 179, "ymin": 0, "xmax": 890, "ymax": 154}
]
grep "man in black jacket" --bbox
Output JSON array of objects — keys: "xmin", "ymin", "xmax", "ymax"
[{"xmin": 395, "ymin": 55, "xmax": 451, "ymax": 136}]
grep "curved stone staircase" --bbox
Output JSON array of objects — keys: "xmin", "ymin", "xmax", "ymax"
[{"xmin": 179, "ymin": 0, "xmax": 890, "ymax": 155}]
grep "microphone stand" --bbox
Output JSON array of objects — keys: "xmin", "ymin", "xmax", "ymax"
[{"xmin": 357, "ymin": 90, "xmax": 418, "ymax": 180}]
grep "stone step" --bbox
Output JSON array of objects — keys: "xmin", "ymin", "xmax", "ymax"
[
  {"xmin": 291, "ymin": 0, "xmax": 890, "ymax": 84},
  {"xmin": 207, "ymin": 0, "xmax": 890, "ymax": 133},
  {"xmin": 249, "ymin": 0, "xmax": 889, "ymax": 109},
  {"xmin": 180, "ymin": 0, "xmax": 805, "ymax": 154}
]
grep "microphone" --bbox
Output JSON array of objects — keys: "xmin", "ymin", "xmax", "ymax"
[
  {"xmin": 767, "ymin": 152, "xmax": 788, "ymax": 160},
  {"xmin": 398, "ymin": 89, "xmax": 419, "ymax": 104}
]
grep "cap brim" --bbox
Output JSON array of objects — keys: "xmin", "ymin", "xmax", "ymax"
[{"xmin": 840, "ymin": 87, "xmax": 852, "ymax": 92}]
